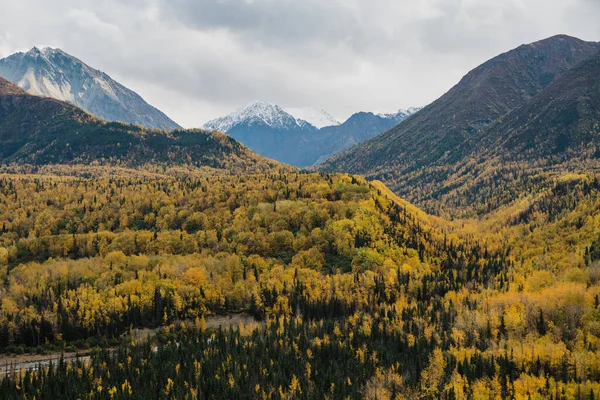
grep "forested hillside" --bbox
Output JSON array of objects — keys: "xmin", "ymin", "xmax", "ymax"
[
  {"xmin": 0, "ymin": 78, "xmax": 282, "ymax": 174},
  {"xmin": 1, "ymin": 169, "xmax": 600, "ymax": 398},
  {"xmin": 318, "ymin": 35, "xmax": 600, "ymax": 217},
  {"xmin": 383, "ymin": 50, "xmax": 600, "ymax": 218}
]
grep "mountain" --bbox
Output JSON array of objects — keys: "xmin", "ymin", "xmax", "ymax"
[
  {"xmin": 285, "ymin": 107, "xmax": 340, "ymax": 129},
  {"xmin": 0, "ymin": 77, "xmax": 282, "ymax": 173},
  {"xmin": 203, "ymin": 101, "xmax": 319, "ymax": 166},
  {"xmin": 437, "ymin": 47, "xmax": 600, "ymax": 215},
  {"xmin": 0, "ymin": 47, "xmax": 181, "ymax": 131},
  {"xmin": 204, "ymin": 102, "xmax": 419, "ymax": 167},
  {"xmin": 318, "ymin": 35, "xmax": 600, "ymax": 215}
]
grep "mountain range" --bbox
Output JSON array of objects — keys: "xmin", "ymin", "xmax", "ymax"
[
  {"xmin": 204, "ymin": 101, "xmax": 419, "ymax": 167},
  {"xmin": 0, "ymin": 47, "xmax": 181, "ymax": 131},
  {"xmin": 0, "ymin": 47, "xmax": 420, "ymax": 166},
  {"xmin": 2, "ymin": 35, "xmax": 600, "ymax": 213},
  {"xmin": 318, "ymin": 34, "xmax": 600, "ymax": 216}
]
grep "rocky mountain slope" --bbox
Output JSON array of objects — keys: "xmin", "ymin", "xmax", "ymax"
[{"xmin": 0, "ymin": 47, "xmax": 180, "ymax": 130}]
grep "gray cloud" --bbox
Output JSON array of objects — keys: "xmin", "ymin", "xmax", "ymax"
[
  {"xmin": 161, "ymin": 0, "xmax": 360, "ymax": 45},
  {"xmin": 0, "ymin": 0, "xmax": 598, "ymax": 127}
]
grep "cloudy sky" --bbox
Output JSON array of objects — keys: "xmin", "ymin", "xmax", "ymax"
[{"xmin": 0, "ymin": 0, "xmax": 599, "ymax": 127}]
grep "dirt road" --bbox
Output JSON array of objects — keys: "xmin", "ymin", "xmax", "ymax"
[{"xmin": 0, "ymin": 313, "xmax": 258, "ymax": 376}]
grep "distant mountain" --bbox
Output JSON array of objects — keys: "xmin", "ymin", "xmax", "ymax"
[
  {"xmin": 375, "ymin": 107, "xmax": 422, "ymax": 121},
  {"xmin": 0, "ymin": 77, "xmax": 282, "ymax": 173},
  {"xmin": 203, "ymin": 101, "xmax": 319, "ymax": 166},
  {"xmin": 204, "ymin": 102, "xmax": 419, "ymax": 167},
  {"xmin": 313, "ymin": 110, "xmax": 420, "ymax": 164},
  {"xmin": 285, "ymin": 107, "xmax": 340, "ymax": 129},
  {"xmin": 0, "ymin": 47, "xmax": 181, "ymax": 131},
  {"xmin": 318, "ymin": 35, "xmax": 600, "ymax": 215}
]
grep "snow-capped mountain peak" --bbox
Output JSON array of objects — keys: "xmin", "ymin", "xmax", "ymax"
[
  {"xmin": 27, "ymin": 46, "xmax": 42, "ymax": 55},
  {"xmin": 204, "ymin": 101, "xmax": 312, "ymax": 132},
  {"xmin": 0, "ymin": 47, "xmax": 181, "ymax": 130},
  {"xmin": 201, "ymin": 101, "xmax": 423, "ymax": 167},
  {"xmin": 285, "ymin": 107, "xmax": 340, "ymax": 129}
]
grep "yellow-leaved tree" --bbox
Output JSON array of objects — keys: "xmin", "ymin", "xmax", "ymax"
[{"xmin": 420, "ymin": 349, "xmax": 446, "ymax": 398}]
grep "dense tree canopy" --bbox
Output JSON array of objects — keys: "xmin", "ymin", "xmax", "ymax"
[{"xmin": 0, "ymin": 167, "xmax": 599, "ymax": 398}]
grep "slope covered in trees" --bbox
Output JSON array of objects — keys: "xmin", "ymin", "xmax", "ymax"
[
  {"xmin": 0, "ymin": 77, "xmax": 283, "ymax": 174},
  {"xmin": 0, "ymin": 170, "xmax": 474, "ymax": 349},
  {"xmin": 392, "ymin": 49, "xmax": 600, "ymax": 217}
]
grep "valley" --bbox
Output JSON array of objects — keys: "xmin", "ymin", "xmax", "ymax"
[{"xmin": 0, "ymin": 32, "xmax": 600, "ymax": 399}]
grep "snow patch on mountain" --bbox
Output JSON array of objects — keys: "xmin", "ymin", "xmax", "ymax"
[
  {"xmin": 406, "ymin": 107, "xmax": 422, "ymax": 115},
  {"xmin": 375, "ymin": 107, "xmax": 422, "ymax": 121},
  {"xmin": 285, "ymin": 107, "xmax": 340, "ymax": 129}
]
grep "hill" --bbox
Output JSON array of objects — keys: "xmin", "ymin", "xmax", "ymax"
[
  {"xmin": 484, "ymin": 50, "xmax": 600, "ymax": 159},
  {"xmin": 2, "ymin": 169, "xmax": 600, "ymax": 398},
  {"xmin": 0, "ymin": 47, "xmax": 181, "ymax": 130},
  {"xmin": 402, "ymin": 42, "xmax": 600, "ymax": 216},
  {"xmin": 0, "ymin": 77, "xmax": 283, "ymax": 174},
  {"xmin": 0, "ymin": 170, "xmax": 517, "ymax": 398},
  {"xmin": 431, "ymin": 49, "xmax": 600, "ymax": 214}
]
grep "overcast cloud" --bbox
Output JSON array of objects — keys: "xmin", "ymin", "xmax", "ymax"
[{"xmin": 0, "ymin": 0, "xmax": 599, "ymax": 127}]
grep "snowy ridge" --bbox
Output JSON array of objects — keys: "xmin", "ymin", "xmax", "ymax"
[
  {"xmin": 204, "ymin": 101, "xmax": 423, "ymax": 134},
  {"xmin": 0, "ymin": 47, "xmax": 180, "ymax": 130},
  {"xmin": 4, "ymin": 47, "xmax": 118, "ymax": 106},
  {"xmin": 204, "ymin": 101, "xmax": 314, "ymax": 132},
  {"xmin": 285, "ymin": 107, "xmax": 340, "ymax": 129},
  {"xmin": 406, "ymin": 107, "xmax": 422, "ymax": 115},
  {"xmin": 376, "ymin": 107, "xmax": 422, "ymax": 121}
]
